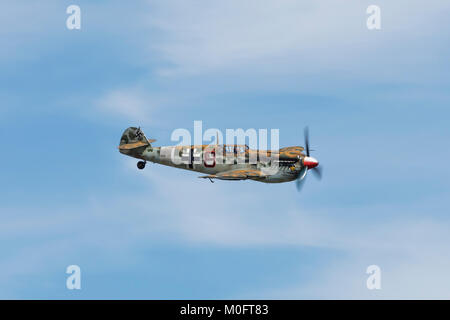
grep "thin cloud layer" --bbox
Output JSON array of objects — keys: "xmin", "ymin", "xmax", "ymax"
[
  {"xmin": 1, "ymin": 0, "xmax": 449, "ymax": 299},
  {"xmin": 147, "ymin": 0, "xmax": 450, "ymax": 83}
]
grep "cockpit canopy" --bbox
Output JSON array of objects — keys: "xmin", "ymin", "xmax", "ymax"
[{"xmin": 221, "ymin": 144, "xmax": 249, "ymax": 153}]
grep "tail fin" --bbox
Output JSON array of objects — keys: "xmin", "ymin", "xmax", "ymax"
[{"xmin": 118, "ymin": 127, "xmax": 155, "ymax": 152}]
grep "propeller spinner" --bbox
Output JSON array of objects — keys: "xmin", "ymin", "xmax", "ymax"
[{"xmin": 296, "ymin": 127, "xmax": 322, "ymax": 191}]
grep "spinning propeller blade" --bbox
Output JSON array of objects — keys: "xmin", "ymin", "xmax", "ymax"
[
  {"xmin": 304, "ymin": 126, "xmax": 310, "ymax": 157},
  {"xmin": 311, "ymin": 166, "xmax": 322, "ymax": 180}
]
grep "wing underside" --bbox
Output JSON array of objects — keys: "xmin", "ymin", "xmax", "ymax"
[{"xmin": 199, "ymin": 169, "xmax": 267, "ymax": 181}]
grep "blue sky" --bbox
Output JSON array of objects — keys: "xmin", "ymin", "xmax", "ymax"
[{"xmin": 1, "ymin": 0, "xmax": 450, "ymax": 299}]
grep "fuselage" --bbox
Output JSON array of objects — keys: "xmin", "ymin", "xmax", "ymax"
[
  {"xmin": 120, "ymin": 144, "xmax": 302, "ymax": 183},
  {"xmin": 118, "ymin": 126, "xmax": 312, "ymax": 184}
]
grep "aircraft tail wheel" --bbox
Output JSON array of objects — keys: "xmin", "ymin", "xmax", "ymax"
[{"xmin": 137, "ymin": 161, "xmax": 146, "ymax": 170}]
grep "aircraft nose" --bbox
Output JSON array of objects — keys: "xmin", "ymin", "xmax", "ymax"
[{"xmin": 303, "ymin": 156, "xmax": 319, "ymax": 169}]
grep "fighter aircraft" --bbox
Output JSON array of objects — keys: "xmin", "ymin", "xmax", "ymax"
[{"xmin": 118, "ymin": 127, "xmax": 322, "ymax": 190}]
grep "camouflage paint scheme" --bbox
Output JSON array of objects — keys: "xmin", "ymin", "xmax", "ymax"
[{"xmin": 118, "ymin": 127, "xmax": 308, "ymax": 183}]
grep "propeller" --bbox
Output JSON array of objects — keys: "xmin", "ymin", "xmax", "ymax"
[
  {"xmin": 295, "ymin": 127, "xmax": 322, "ymax": 191},
  {"xmin": 304, "ymin": 127, "xmax": 310, "ymax": 157},
  {"xmin": 296, "ymin": 166, "xmax": 308, "ymax": 191}
]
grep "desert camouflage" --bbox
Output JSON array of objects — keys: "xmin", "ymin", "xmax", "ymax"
[{"xmin": 119, "ymin": 127, "xmax": 310, "ymax": 183}]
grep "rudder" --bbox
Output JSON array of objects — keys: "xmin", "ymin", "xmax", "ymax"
[{"xmin": 118, "ymin": 127, "xmax": 156, "ymax": 153}]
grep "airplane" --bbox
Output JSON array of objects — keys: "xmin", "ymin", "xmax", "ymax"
[{"xmin": 118, "ymin": 126, "xmax": 322, "ymax": 190}]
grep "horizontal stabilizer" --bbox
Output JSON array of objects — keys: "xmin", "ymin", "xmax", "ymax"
[{"xmin": 118, "ymin": 140, "xmax": 149, "ymax": 150}]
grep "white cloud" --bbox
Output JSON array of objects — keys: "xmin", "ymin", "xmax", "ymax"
[
  {"xmin": 113, "ymin": 161, "xmax": 450, "ymax": 298},
  {"xmin": 147, "ymin": 0, "xmax": 450, "ymax": 83},
  {"xmin": 2, "ymin": 0, "xmax": 449, "ymax": 298},
  {"xmin": 94, "ymin": 88, "xmax": 156, "ymax": 124},
  {"xmin": 1, "ymin": 159, "xmax": 449, "ymax": 298}
]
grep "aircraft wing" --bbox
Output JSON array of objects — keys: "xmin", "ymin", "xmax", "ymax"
[{"xmin": 199, "ymin": 169, "xmax": 267, "ymax": 181}]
